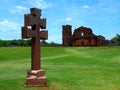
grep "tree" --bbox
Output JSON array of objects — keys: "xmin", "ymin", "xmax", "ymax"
[
  {"xmin": 26, "ymin": 39, "xmax": 31, "ymax": 46},
  {"xmin": 11, "ymin": 40, "xmax": 17, "ymax": 46},
  {"xmin": 0, "ymin": 39, "xmax": 3, "ymax": 47},
  {"xmin": 110, "ymin": 34, "xmax": 120, "ymax": 45},
  {"xmin": 41, "ymin": 40, "xmax": 47, "ymax": 45}
]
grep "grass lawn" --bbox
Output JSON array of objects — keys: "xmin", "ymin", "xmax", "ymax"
[{"xmin": 0, "ymin": 46, "xmax": 120, "ymax": 90}]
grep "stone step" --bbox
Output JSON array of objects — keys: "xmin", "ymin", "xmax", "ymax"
[
  {"xmin": 27, "ymin": 70, "xmax": 45, "ymax": 77},
  {"xmin": 25, "ymin": 75, "xmax": 47, "ymax": 87}
]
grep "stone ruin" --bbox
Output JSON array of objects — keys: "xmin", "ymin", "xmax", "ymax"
[{"xmin": 62, "ymin": 25, "xmax": 109, "ymax": 46}]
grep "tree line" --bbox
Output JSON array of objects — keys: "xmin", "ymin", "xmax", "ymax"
[
  {"xmin": 0, "ymin": 39, "xmax": 31, "ymax": 47},
  {"xmin": 0, "ymin": 34, "xmax": 119, "ymax": 47},
  {"xmin": 0, "ymin": 39, "xmax": 61, "ymax": 47}
]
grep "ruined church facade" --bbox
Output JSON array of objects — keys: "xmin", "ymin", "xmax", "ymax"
[{"xmin": 62, "ymin": 25, "xmax": 109, "ymax": 46}]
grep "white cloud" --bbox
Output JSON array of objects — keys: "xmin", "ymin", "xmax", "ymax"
[
  {"xmin": 0, "ymin": 20, "xmax": 9, "ymax": 25},
  {"xmin": 66, "ymin": 17, "xmax": 72, "ymax": 21},
  {"xmin": 16, "ymin": 6, "xmax": 27, "ymax": 11},
  {"xmin": 59, "ymin": 17, "xmax": 72, "ymax": 22},
  {"xmin": 10, "ymin": 6, "xmax": 27, "ymax": 13},
  {"xmin": 0, "ymin": 19, "xmax": 21, "ymax": 39},
  {"xmin": 90, "ymin": 0, "xmax": 120, "ymax": 14},
  {"xmin": 0, "ymin": 19, "xmax": 20, "ymax": 31},
  {"xmin": 54, "ymin": 17, "xmax": 72, "ymax": 25},
  {"xmin": 82, "ymin": 5, "xmax": 90, "ymax": 9},
  {"xmin": 29, "ymin": 0, "xmax": 52, "ymax": 9}
]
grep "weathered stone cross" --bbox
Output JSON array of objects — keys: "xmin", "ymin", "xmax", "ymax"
[{"xmin": 22, "ymin": 8, "xmax": 48, "ymax": 87}]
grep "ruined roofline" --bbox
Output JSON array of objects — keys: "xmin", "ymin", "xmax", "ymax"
[
  {"xmin": 63, "ymin": 24, "xmax": 72, "ymax": 26},
  {"xmin": 76, "ymin": 26, "xmax": 92, "ymax": 31},
  {"xmin": 62, "ymin": 24, "xmax": 72, "ymax": 28},
  {"xmin": 62, "ymin": 25, "xmax": 72, "ymax": 32}
]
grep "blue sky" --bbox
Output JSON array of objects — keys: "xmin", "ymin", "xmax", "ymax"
[{"xmin": 0, "ymin": 0, "xmax": 120, "ymax": 43}]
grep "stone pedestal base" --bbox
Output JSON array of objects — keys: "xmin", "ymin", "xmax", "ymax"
[{"xmin": 25, "ymin": 70, "xmax": 48, "ymax": 87}]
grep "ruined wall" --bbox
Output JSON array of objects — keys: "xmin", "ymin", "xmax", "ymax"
[
  {"xmin": 72, "ymin": 26, "xmax": 93, "ymax": 46},
  {"xmin": 62, "ymin": 25, "xmax": 108, "ymax": 46}
]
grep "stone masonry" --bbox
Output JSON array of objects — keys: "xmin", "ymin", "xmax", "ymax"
[{"xmin": 62, "ymin": 25, "xmax": 109, "ymax": 46}]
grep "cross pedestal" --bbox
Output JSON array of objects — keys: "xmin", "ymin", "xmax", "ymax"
[{"xmin": 21, "ymin": 8, "xmax": 48, "ymax": 87}]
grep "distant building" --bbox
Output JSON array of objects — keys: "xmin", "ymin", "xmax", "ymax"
[{"xmin": 62, "ymin": 25, "xmax": 109, "ymax": 46}]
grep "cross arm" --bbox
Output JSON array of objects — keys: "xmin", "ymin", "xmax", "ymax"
[
  {"xmin": 40, "ymin": 18, "xmax": 46, "ymax": 29},
  {"xmin": 22, "ymin": 27, "xmax": 48, "ymax": 40},
  {"xmin": 39, "ymin": 30, "xmax": 48, "ymax": 40},
  {"xmin": 21, "ymin": 27, "xmax": 36, "ymax": 39},
  {"xmin": 24, "ymin": 14, "xmax": 46, "ymax": 29}
]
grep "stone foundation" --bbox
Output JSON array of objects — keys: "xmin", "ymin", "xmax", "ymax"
[{"xmin": 25, "ymin": 70, "xmax": 48, "ymax": 87}]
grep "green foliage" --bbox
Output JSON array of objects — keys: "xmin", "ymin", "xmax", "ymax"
[
  {"xmin": 0, "ymin": 39, "xmax": 31, "ymax": 47},
  {"xmin": 111, "ymin": 34, "xmax": 120, "ymax": 45},
  {"xmin": 0, "ymin": 39, "xmax": 61, "ymax": 47},
  {"xmin": 0, "ymin": 47, "xmax": 120, "ymax": 90},
  {"xmin": 41, "ymin": 40, "xmax": 47, "ymax": 44}
]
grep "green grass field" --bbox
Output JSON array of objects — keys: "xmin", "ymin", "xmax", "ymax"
[{"xmin": 0, "ymin": 46, "xmax": 120, "ymax": 90}]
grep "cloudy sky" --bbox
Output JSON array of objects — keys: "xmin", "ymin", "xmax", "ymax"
[{"xmin": 0, "ymin": 0, "xmax": 120, "ymax": 43}]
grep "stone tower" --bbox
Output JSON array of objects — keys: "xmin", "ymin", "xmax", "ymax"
[{"xmin": 62, "ymin": 25, "xmax": 72, "ymax": 46}]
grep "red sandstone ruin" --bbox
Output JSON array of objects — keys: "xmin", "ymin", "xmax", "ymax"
[{"xmin": 62, "ymin": 25, "xmax": 109, "ymax": 46}]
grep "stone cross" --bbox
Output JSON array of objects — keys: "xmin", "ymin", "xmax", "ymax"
[{"xmin": 21, "ymin": 8, "xmax": 48, "ymax": 87}]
